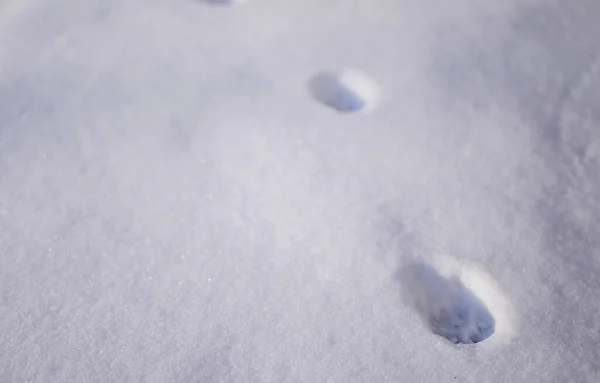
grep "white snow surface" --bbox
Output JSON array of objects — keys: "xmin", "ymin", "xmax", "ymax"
[{"xmin": 1, "ymin": 0, "xmax": 599, "ymax": 381}]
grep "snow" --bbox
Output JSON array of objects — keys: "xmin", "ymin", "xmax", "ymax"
[
  {"xmin": 0, "ymin": 0, "xmax": 599, "ymax": 381},
  {"xmin": 309, "ymin": 70, "xmax": 381, "ymax": 113},
  {"xmin": 207, "ymin": 0, "xmax": 247, "ymax": 5},
  {"xmin": 399, "ymin": 257, "xmax": 513, "ymax": 346}
]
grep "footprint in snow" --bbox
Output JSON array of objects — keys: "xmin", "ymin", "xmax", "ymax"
[
  {"xmin": 308, "ymin": 69, "xmax": 381, "ymax": 113},
  {"xmin": 398, "ymin": 262, "xmax": 496, "ymax": 344}
]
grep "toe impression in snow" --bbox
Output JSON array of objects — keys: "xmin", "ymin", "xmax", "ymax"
[{"xmin": 399, "ymin": 262, "xmax": 496, "ymax": 344}]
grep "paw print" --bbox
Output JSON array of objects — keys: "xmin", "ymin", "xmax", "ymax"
[{"xmin": 430, "ymin": 303, "xmax": 495, "ymax": 344}]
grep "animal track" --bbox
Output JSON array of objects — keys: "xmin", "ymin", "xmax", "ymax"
[
  {"xmin": 399, "ymin": 262, "xmax": 497, "ymax": 344},
  {"xmin": 308, "ymin": 69, "xmax": 381, "ymax": 113}
]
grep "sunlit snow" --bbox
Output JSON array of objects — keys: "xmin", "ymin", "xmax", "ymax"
[{"xmin": 1, "ymin": 0, "xmax": 599, "ymax": 382}]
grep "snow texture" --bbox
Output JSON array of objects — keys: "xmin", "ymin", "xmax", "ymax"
[{"xmin": 1, "ymin": 0, "xmax": 600, "ymax": 382}]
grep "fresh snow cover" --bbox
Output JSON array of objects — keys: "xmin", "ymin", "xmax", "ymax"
[{"xmin": 0, "ymin": 0, "xmax": 599, "ymax": 381}]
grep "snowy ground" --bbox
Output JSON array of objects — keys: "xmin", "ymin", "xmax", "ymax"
[{"xmin": 1, "ymin": 0, "xmax": 599, "ymax": 381}]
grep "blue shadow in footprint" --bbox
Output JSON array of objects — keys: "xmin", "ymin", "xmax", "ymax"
[
  {"xmin": 308, "ymin": 72, "xmax": 367, "ymax": 113},
  {"xmin": 398, "ymin": 262, "xmax": 495, "ymax": 344}
]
